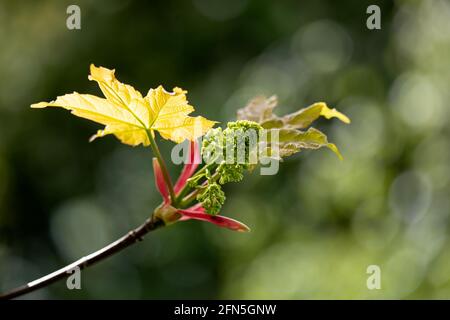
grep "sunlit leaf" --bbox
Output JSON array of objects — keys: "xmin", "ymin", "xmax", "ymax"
[
  {"xmin": 270, "ymin": 128, "xmax": 343, "ymax": 159},
  {"xmin": 31, "ymin": 64, "xmax": 216, "ymax": 145},
  {"xmin": 283, "ymin": 102, "xmax": 350, "ymax": 129}
]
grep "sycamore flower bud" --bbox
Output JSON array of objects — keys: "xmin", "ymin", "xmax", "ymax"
[
  {"xmin": 226, "ymin": 120, "xmax": 263, "ymax": 132},
  {"xmin": 198, "ymin": 120, "xmax": 263, "ymax": 214},
  {"xmin": 197, "ymin": 182, "xmax": 225, "ymax": 215},
  {"xmin": 201, "ymin": 127, "xmax": 225, "ymax": 164},
  {"xmin": 217, "ymin": 162, "xmax": 245, "ymax": 184},
  {"xmin": 201, "ymin": 120, "xmax": 263, "ymax": 167}
]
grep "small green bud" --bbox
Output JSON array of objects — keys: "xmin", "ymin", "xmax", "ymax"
[
  {"xmin": 154, "ymin": 204, "xmax": 181, "ymax": 225},
  {"xmin": 197, "ymin": 182, "xmax": 225, "ymax": 215}
]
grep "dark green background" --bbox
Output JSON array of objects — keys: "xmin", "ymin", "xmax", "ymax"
[{"xmin": 1, "ymin": 0, "xmax": 449, "ymax": 299}]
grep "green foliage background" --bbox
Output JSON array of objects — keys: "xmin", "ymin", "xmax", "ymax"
[{"xmin": 1, "ymin": 0, "xmax": 450, "ymax": 299}]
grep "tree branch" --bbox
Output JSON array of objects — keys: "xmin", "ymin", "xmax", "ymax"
[{"xmin": 0, "ymin": 214, "xmax": 165, "ymax": 300}]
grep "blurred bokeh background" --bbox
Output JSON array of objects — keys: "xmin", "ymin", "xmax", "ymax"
[{"xmin": 1, "ymin": 0, "xmax": 450, "ymax": 299}]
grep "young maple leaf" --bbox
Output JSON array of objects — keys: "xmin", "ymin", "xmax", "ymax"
[
  {"xmin": 237, "ymin": 96, "xmax": 350, "ymax": 160},
  {"xmin": 31, "ymin": 64, "xmax": 216, "ymax": 145}
]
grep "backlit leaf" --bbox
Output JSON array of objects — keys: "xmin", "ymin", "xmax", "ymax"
[
  {"xmin": 31, "ymin": 64, "xmax": 216, "ymax": 145},
  {"xmin": 237, "ymin": 96, "xmax": 350, "ymax": 159},
  {"xmin": 283, "ymin": 102, "xmax": 350, "ymax": 129},
  {"xmin": 270, "ymin": 128, "xmax": 343, "ymax": 159}
]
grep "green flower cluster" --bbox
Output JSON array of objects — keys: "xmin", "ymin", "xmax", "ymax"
[
  {"xmin": 201, "ymin": 127, "xmax": 224, "ymax": 165},
  {"xmin": 202, "ymin": 120, "xmax": 262, "ymax": 166},
  {"xmin": 196, "ymin": 182, "xmax": 225, "ymax": 215},
  {"xmin": 197, "ymin": 120, "xmax": 263, "ymax": 214},
  {"xmin": 226, "ymin": 120, "xmax": 263, "ymax": 132},
  {"xmin": 217, "ymin": 162, "xmax": 245, "ymax": 184}
]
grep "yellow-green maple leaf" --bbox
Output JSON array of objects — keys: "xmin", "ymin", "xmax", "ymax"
[{"xmin": 31, "ymin": 64, "xmax": 216, "ymax": 145}]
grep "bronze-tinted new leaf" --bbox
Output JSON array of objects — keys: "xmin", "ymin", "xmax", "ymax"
[
  {"xmin": 238, "ymin": 96, "xmax": 350, "ymax": 159},
  {"xmin": 237, "ymin": 95, "xmax": 278, "ymax": 124},
  {"xmin": 238, "ymin": 96, "xmax": 350, "ymax": 129}
]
